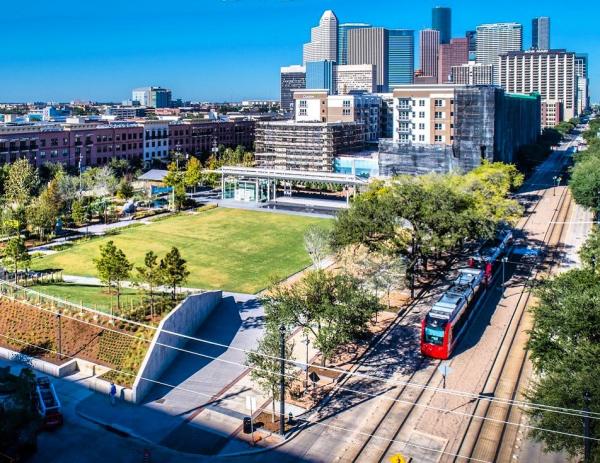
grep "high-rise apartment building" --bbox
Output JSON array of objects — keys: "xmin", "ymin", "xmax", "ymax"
[
  {"xmin": 498, "ymin": 49, "xmax": 576, "ymax": 127},
  {"xmin": 338, "ymin": 23, "xmax": 371, "ymax": 65},
  {"xmin": 280, "ymin": 65, "xmax": 306, "ymax": 113},
  {"xmin": 132, "ymin": 87, "xmax": 172, "ymax": 108},
  {"xmin": 419, "ymin": 29, "xmax": 440, "ymax": 78},
  {"xmin": 347, "ymin": 27, "xmax": 414, "ymax": 92},
  {"xmin": 438, "ymin": 38, "xmax": 469, "ymax": 83},
  {"xmin": 532, "ymin": 17, "xmax": 550, "ymax": 50},
  {"xmin": 294, "ymin": 90, "xmax": 381, "ymax": 142},
  {"xmin": 432, "ymin": 7, "xmax": 452, "ymax": 44},
  {"xmin": 306, "ymin": 61, "xmax": 335, "ymax": 93},
  {"xmin": 379, "ymin": 84, "xmax": 540, "ymax": 175},
  {"xmin": 475, "ymin": 23, "xmax": 523, "ymax": 83},
  {"xmin": 388, "ymin": 30, "xmax": 415, "ymax": 88},
  {"xmin": 303, "ymin": 10, "xmax": 338, "ymax": 65},
  {"xmin": 451, "ymin": 62, "xmax": 493, "ymax": 85}
]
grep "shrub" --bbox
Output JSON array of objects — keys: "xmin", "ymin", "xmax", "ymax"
[{"xmin": 196, "ymin": 204, "xmax": 218, "ymax": 213}]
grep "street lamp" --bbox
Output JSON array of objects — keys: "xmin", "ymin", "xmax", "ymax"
[
  {"xmin": 304, "ymin": 332, "xmax": 310, "ymax": 391},
  {"xmin": 552, "ymin": 176, "xmax": 558, "ymax": 196},
  {"xmin": 279, "ymin": 324, "xmax": 287, "ymax": 437}
]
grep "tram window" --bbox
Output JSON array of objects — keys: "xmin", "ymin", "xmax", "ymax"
[
  {"xmin": 425, "ymin": 315, "xmax": 447, "ymax": 346},
  {"xmin": 425, "ymin": 327, "xmax": 444, "ymax": 346}
]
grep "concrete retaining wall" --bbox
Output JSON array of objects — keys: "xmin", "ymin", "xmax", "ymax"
[
  {"xmin": 0, "ymin": 346, "xmax": 79, "ymax": 377},
  {"xmin": 131, "ymin": 290, "xmax": 222, "ymax": 403}
]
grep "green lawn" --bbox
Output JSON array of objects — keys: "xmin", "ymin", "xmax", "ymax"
[
  {"xmin": 32, "ymin": 208, "xmax": 329, "ymax": 294},
  {"xmin": 31, "ymin": 283, "xmax": 144, "ymax": 314}
]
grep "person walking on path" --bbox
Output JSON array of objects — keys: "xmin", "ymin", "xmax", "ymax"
[{"xmin": 110, "ymin": 382, "xmax": 117, "ymax": 406}]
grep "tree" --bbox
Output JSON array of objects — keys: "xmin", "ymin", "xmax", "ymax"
[
  {"xmin": 93, "ymin": 241, "xmax": 132, "ymax": 311},
  {"xmin": 163, "ymin": 162, "xmax": 186, "ymax": 211},
  {"xmin": 569, "ymin": 156, "xmax": 600, "ymax": 211},
  {"xmin": 579, "ymin": 225, "xmax": 600, "ymax": 271},
  {"xmin": 136, "ymin": 251, "xmax": 164, "ymax": 318},
  {"xmin": 109, "ymin": 158, "xmax": 131, "ymax": 178},
  {"xmin": 203, "ymin": 155, "xmax": 221, "ymax": 188},
  {"xmin": 2, "ymin": 237, "xmax": 31, "ymax": 284},
  {"xmin": 84, "ymin": 166, "xmax": 118, "ymax": 196},
  {"xmin": 184, "ymin": 156, "xmax": 202, "ymax": 190},
  {"xmin": 159, "ymin": 247, "xmax": 189, "ymax": 300},
  {"xmin": 115, "ymin": 179, "xmax": 134, "ymax": 199},
  {"xmin": 242, "ymin": 152, "xmax": 255, "ymax": 167},
  {"xmin": 26, "ymin": 179, "xmax": 63, "ymax": 240},
  {"xmin": 331, "ymin": 175, "xmax": 480, "ymax": 293},
  {"xmin": 526, "ymin": 269, "xmax": 600, "ymax": 459},
  {"xmin": 538, "ymin": 128, "xmax": 563, "ymax": 148},
  {"xmin": 373, "ymin": 255, "xmax": 407, "ymax": 311},
  {"xmin": 246, "ymin": 327, "xmax": 295, "ymax": 422},
  {"xmin": 5, "ymin": 159, "xmax": 39, "ymax": 209},
  {"xmin": 70, "ymin": 199, "xmax": 87, "ymax": 226},
  {"xmin": 555, "ymin": 120, "xmax": 575, "ymax": 136},
  {"xmin": 263, "ymin": 270, "xmax": 380, "ymax": 365},
  {"xmin": 56, "ymin": 173, "xmax": 81, "ymax": 208},
  {"xmin": 303, "ymin": 225, "xmax": 330, "ymax": 270}
]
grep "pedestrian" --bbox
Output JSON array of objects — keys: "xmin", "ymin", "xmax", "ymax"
[{"xmin": 110, "ymin": 382, "xmax": 117, "ymax": 406}]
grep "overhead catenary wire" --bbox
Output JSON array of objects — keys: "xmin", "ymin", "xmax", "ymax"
[
  {"xmin": 2, "ymin": 283, "xmax": 599, "ymax": 421},
  {"xmin": 0, "ymin": 332, "xmax": 493, "ymax": 463},
  {"xmin": 4, "ymin": 331, "xmax": 597, "ymax": 463},
  {"xmin": 2, "ymin": 293, "xmax": 600, "ymax": 442}
]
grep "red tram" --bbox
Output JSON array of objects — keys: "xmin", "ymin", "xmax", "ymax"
[{"xmin": 420, "ymin": 230, "xmax": 512, "ymax": 360}]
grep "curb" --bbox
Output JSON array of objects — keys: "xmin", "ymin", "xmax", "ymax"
[{"xmin": 76, "ymin": 406, "xmax": 292, "ymax": 459}]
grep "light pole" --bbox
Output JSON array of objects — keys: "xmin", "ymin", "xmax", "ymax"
[
  {"xmin": 501, "ymin": 256, "xmax": 508, "ymax": 294},
  {"xmin": 279, "ymin": 324, "xmax": 286, "ymax": 437},
  {"xmin": 552, "ymin": 176, "xmax": 558, "ymax": 196},
  {"xmin": 304, "ymin": 333, "xmax": 310, "ymax": 391}
]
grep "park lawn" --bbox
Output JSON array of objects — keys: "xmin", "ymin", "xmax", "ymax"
[
  {"xmin": 31, "ymin": 282, "xmax": 144, "ymax": 314},
  {"xmin": 32, "ymin": 208, "xmax": 330, "ymax": 294}
]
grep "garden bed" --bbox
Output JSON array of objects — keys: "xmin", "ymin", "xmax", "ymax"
[{"xmin": 0, "ymin": 298, "xmax": 153, "ymax": 388}]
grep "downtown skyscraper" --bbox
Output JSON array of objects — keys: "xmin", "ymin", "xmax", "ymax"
[
  {"xmin": 476, "ymin": 23, "xmax": 523, "ymax": 83},
  {"xmin": 419, "ymin": 29, "xmax": 440, "ymax": 78},
  {"xmin": 532, "ymin": 17, "xmax": 550, "ymax": 50},
  {"xmin": 338, "ymin": 23, "xmax": 371, "ymax": 65},
  {"xmin": 303, "ymin": 10, "xmax": 338, "ymax": 65},
  {"xmin": 347, "ymin": 27, "xmax": 414, "ymax": 92},
  {"xmin": 432, "ymin": 6, "xmax": 452, "ymax": 44}
]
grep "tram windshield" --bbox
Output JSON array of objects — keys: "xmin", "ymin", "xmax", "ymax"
[{"xmin": 425, "ymin": 314, "xmax": 447, "ymax": 346}]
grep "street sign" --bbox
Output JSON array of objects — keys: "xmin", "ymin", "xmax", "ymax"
[
  {"xmin": 389, "ymin": 453, "xmax": 407, "ymax": 463},
  {"xmin": 245, "ymin": 396, "xmax": 257, "ymax": 412},
  {"xmin": 438, "ymin": 361, "xmax": 452, "ymax": 378},
  {"xmin": 309, "ymin": 371, "xmax": 320, "ymax": 384}
]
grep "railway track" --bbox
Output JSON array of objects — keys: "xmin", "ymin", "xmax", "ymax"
[
  {"xmin": 450, "ymin": 165, "xmax": 573, "ymax": 462},
  {"xmin": 343, "ymin": 145, "xmax": 574, "ymax": 463}
]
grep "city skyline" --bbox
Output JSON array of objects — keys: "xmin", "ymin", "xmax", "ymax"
[{"xmin": 0, "ymin": 0, "xmax": 597, "ymax": 102}]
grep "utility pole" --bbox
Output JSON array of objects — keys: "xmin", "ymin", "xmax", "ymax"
[
  {"xmin": 410, "ymin": 235, "xmax": 416, "ymax": 299},
  {"xmin": 584, "ymin": 390, "xmax": 591, "ymax": 463},
  {"xmin": 279, "ymin": 324, "xmax": 286, "ymax": 437},
  {"xmin": 56, "ymin": 311, "xmax": 62, "ymax": 360}
]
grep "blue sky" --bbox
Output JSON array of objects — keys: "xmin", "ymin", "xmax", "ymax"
[{"xmin": 0, "ymin": 0, "xmax": 596, "ymax": 103}]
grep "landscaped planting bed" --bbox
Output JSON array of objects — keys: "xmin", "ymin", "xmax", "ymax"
[{"xmin": 0, "ymin": 298, "xmax": 153, "ymax": 387}]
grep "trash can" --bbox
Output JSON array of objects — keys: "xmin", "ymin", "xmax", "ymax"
[{"xmin": 243, "ymin": 417, "xmax": 252, "ymax": 434}]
